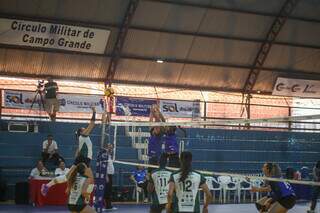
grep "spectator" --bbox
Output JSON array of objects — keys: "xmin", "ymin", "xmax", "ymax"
[
  {"xmin": 130, "ymin": 166, "xmax": 148, "ymax": 202},
  {"xmin": 42, "ymin": 134, "xmax": 64, "ymax": 166},
  {"xmin": 104, "ymin": 143, "xmax": 116, "ymax": 210},
  {"xmin": 300, "ymin": 166, "xmax": 310, "ymax": 180},
  {"xmin": 29, "ymin": 160, "xmax": 49, "ymax": 179},
  {"xmin": 55, "ymin": 161, "xmax": 70, "ymax": 176},
  {"xmin": 307, "ymin": 161, "xmax": 320, "ymax": 213},
  {"xmin": 44, "ymin": 77, "xmax": 59, "ymax": 121}
]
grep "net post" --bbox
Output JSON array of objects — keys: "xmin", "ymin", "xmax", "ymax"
[{"xmin": 113, "ymin": 124, "xmax": 118, "ymax": 161}]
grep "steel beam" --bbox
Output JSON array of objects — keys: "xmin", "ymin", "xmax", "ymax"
[
  {"xmin": 241, "ymin": 0, "xmax": 300, "ymax": 121},
  {"xmin": 105, "ymin": 0, "xmax": 140, "ymax": 86},
  {"xmin": 243, "ymin": 0, "xmax": 300, "ymax": 94}
]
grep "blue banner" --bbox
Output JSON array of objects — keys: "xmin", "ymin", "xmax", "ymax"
[
  {"xmin": 116, "ymin": 96, "xmax": 157, "ymax": 117},
  {"xmin": 94, "ymin": 149, "xmax": 108, "ymax": 213}
]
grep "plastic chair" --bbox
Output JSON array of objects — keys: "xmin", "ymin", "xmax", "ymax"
[
  {"xmin": 218, "ymin": 176, "xmax": 237, "ymax": 203},
  {"xmin": 132, "ymin": 183, "xmax": 145, "ymax": 203},
  {"xmin": 250, "ymin": 179, "xmax": 263, "ymax": 202},
  {"xmin": 236, "ymin": 178, "xmax": 252, "ymax": 203},
  {"xmin": 210, "ymin": 177, "xmax": 223, "ymax": 203}
]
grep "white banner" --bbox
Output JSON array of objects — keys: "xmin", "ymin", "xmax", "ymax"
[
  {"xmin": 272, "ymin": 77, "xmax": 320, "ymax": 98},
  {"xmin": 3, "ymin": 90, "xmax": 105, "ymax": 113},
  {"xmin": 160, "ymin": 100, "xmax": 201, "ymax": 118},
  {"xmin": 0, "ymin": 18, "xmax": 110, "ymax": 54}
]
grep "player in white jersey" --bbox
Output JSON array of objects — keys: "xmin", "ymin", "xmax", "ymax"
[
  {"xmin": 167, "ymin": 151, "xmax": 212, "ymax": 213},
  {"xmin": 41, "ymin": 107, "xmax": 96, "ymax": 196},
  {"xmin": 67, "ymin": 163, "xmax": 96, "ymax": 213},
  {"xmin": 148, "ymin": 153, "xmax": 172, "ymax": 213}
]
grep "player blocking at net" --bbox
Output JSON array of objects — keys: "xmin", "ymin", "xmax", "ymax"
[
  {"xmin": 167, "ymin": 151, "xmax": 212, "ymax": 213},
  {"xmin": 41, "ymin": 106, "xmax": 97, "ymax": 196}
]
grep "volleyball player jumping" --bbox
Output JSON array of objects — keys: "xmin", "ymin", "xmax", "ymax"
[{"xmin": 41, "ymin": 107, "xmax": 96, "ymax": 196}]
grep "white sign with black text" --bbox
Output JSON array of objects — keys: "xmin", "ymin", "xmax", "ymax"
[
  {"xmin": 272, "ymin": 77, "xmax": 320, "ymax": 98},
  {"xmin": 0, "ymin": 18, "xmax": 110, "ymax": 54},
  {"xmin": 160, "ymin": 100, "xmax": 201, "ymax": 118}
]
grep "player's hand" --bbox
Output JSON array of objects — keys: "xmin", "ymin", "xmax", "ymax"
[
  {"xmin": 91, "ymin": 106, "xmax": 96, "ymax": 112},
  {"xmin": 202, "ymin": 206, "xmax": 209, "ymax": 213}
]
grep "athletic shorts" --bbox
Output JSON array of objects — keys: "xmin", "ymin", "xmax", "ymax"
[
  {"xmin": 73, "ymin": 155, "xmax": 91, "ymax": 167},
  {"xmin": 67, "ymin": 204, "xmax": 86, "ymax": 212},
  {"xmin": 150, "ymin": 204, "xmax": 166, "ymax": 213},
  {"xmin": 278, "ymin": 195, "xmax": 296, "ymax": 209},
  {"xmin": 44, "ymin": 98, "xmax": 59, "ymax": 112}
]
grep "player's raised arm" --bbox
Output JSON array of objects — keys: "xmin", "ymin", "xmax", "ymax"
[{"xmin": 82, "ymin": 106, "xmax": 96, "ymax": 136}]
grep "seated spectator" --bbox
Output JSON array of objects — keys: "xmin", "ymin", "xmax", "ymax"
[
  {"xmin": 42, "ymin": 134, "xmax": 64, "ymax": 166},
  {"xmin": 29, "ymin": 160, "xmax": 49, "ymax": 179},
  {"xmin": 300, "ymin": 166, "xmax": 310, "ymax": 180},
  {"xmin": 54, "ymin": 161, "xmax": 70, "ymax": 176},
  {"xmin": 130, "ymin": 166, "xmax": 148, "ymax": 202}
]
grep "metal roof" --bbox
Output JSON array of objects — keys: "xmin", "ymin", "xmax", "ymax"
[{"xmin": 0, "ymin": 0, "xmax": 320, "ymax": 95}]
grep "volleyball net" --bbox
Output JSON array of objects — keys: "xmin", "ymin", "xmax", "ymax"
[{"xmin": 104, "ymin": 114, "xmax": 320, "ymax": 187}]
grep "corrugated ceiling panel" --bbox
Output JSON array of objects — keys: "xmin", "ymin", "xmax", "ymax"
[
  {"xmin": 253, "ymin": 71, "xmax": 278, "ymax": 93},
  {"xmin": 114, "ymin": 59, "xmax": 151, "ymax": 82},
  {"xmin": 188, "ymin": 37, "xmax": 259, "ymax": 65},
  {"xmin": 1, "ymin": 49, "xmax": 43, "ymax": 75},
  {"xmin": 54, "ymin": 0, "xmax": 128, "ymax": 25},
  {"xmin": 115, "ymin": 59, "xmax": 184, "ymax": 85},
  {"xmin": 0, "ymin": 48, "xmax": 7, "ymax": 72},
  {"xmin": 264, "ymin": 45, "xmax": 320, "ymax": 72},
  {"xmin": 123, "ymin": 29, "xmax": 194, "ymax": 59},
  {"xmin": 41, "ymin": 52, "xmax": 107, "ymax": 79},
  {"xmin": 292, "ymin": 0, "xmax": 320, "ymax": 21},
  {"xmin": 0, "ymin": 0, "xmax": 44, "ymax": 16},
  {"xmin": 132, "ymin": 1, "xmax": 206, "ymax": 32},
  {"xmin": 277, "ymin": 19, "xmax": 320, "ymax": 47},
  {"xmin": 178, "ymin": 64, "xmax": 248, "ymax": 89},
  {"xmin": 0, "ymin": 0, "xmax": 128, "ymax": 25},
  {"xmin": 198, "ymin": 9, "xmax": 273, "ymax": 39},
  {"xmin": 201, "ymin": 0, "xmax": 285, "ymax": 14},
  {"xmin": 143, "ymin": 62, "xmax": 184, "ymax": 84}
]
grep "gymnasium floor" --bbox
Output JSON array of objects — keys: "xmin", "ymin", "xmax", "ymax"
[{"xmin": 0, "ymin": 203, "xmax": 313, "ymax": 213}]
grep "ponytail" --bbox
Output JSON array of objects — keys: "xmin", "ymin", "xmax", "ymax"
[
  {"xmin": 66, "ymin": 163, "xmax": 86, "ymax": 194},
  {"xmin": 179, "ymin": 151, "xmax": 192, "ymax": 182}
]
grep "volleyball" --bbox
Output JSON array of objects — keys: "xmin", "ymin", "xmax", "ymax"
[{"xmin": 105, "ymin": 87, "xmax": 115, "ymax": 97}]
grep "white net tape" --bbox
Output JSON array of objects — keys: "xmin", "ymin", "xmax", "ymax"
[{"xmin": 110, "ymin": 114, "xmax": 320, "ymax": 127}]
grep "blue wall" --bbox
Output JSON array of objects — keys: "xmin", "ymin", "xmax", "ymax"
[{"xmin": 1, "ymin": 121, "xmax": 319, "ymax": 200}]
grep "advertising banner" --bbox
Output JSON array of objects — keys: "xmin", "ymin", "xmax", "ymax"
[
  {"xmin": 3, "ymin": 90, "xmax": 105, "ymax": 113},
  {"xmin": 272, "ymin": 77, "xmax": 320, "ymax": 98},
  {"xmin": 115, "ymin": 96, "xmax": 157, "ymax": 117},
  {"xmin": 160, "ymin": 100, "xmax": 201, "ymax": 118}
]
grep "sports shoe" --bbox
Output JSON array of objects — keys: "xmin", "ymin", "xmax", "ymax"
[{"xmin": 41, "ymin": 184, "xmax": 49, "ymax": 196}]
